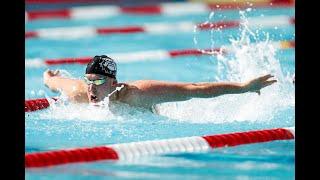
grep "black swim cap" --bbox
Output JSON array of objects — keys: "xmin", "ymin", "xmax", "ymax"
[{"xmin": 86, "ymin": 55, "xmax": 117, "ymax": 78}]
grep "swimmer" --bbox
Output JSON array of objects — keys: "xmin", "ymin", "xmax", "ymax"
[{"xmin": 43, "ymin": 55, "xmax": 277, "ymax": 111}]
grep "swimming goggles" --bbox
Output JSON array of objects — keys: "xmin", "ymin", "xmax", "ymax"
[{"xmin": 84, "ymin": 76, "xmax": 107, "ymax": 86}]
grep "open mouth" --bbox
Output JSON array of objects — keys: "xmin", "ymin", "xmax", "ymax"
[{"xmin": 90, "ymin": 95, "xmax": 98, "ymax": 102}]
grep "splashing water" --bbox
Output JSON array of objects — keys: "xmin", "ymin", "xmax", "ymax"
[
  {"xmin": 193, "ymin": 11, "xmax": 224, "ymax": 57},
  {"xmin": 39, "ymin": 95, "xmax": 116, "ymax": 121},
  {"xmin": 38, "ymin": 82, "xmax": 126, "ymax": 121},
  {"xmin": 34, "ymin": 11, "xmax": 295, "ymax": 124},
  {"xmin": 156, "ymin": 11, "xmax": 295, "ymax": 124}
]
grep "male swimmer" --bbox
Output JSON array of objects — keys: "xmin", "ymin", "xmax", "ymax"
[{"xmin": 43, "ymin": 55, "xmax": 277, "ymax": 111}]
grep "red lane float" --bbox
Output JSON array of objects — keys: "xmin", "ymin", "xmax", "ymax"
[
  {"xmin": 25, "ymin": 15, "xmax": 294, "ymax": 39},
  {"xmin": 25, "ymin": 40, "xmax": 295, "ymax": 68},
  {"xmin": 25, "ymin": 1, "xmax": 294, "ymax": 21},
  {"xmin": 25, "ymin": 97, "xmax": 57, "ymax": 112},
  {"xmin": 25, "ymin": 127, "xmax": 295, "ymax": 168},
  {"xmin": 96, "ymin": 26, "xmax": 145, "ymax": 34}
]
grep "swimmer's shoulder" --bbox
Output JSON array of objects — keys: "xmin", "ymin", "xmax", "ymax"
[
  {"xmin": 117, "ymin": 81, "xmax": 148, "ymax": 105},
  {"xmin": 117, "ymin": 82, "xmax": 138, "ymax": 98},
  {"xmin": 117, "ymin": 80, "xmax": 158, "ymax": 95},
  {"xmin": 117, "ymin": 80, "xmax": 169, "ymax": 103},
  {"xmin": 125, "ymin": 80, "xmax": 166, "ymax": 89}
]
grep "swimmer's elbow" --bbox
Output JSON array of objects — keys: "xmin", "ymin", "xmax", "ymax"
[
  {"xmin": 184, "ymin": 84, "xmax": 218, "ymax": 98},
  {"xmin": 181, "ymin": 84, "xmax": 204, "ymax": 98}
]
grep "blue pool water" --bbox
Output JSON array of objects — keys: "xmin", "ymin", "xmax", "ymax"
[{"xmin": 25, "ymin": 4, "xmax": 295, "ymax": 179}]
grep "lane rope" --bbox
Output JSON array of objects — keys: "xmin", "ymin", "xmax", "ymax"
[
  {"xmin": 25, "ymin": 97, "xmax": 57, "ymax": 112},
  {"xmin": 25, "ymin": 1, "xmax": 294, "ymax": 21},
  {"xmin": 25, "ymin": 40, "xmax": 295, "ymax": 68},
  {"xmin": 25, "ymin": 127, "xmax": 295, "ymax": 168},
  {"xmin": 26, "ymin": 16, "xmax": 294, "ymax": 39}
]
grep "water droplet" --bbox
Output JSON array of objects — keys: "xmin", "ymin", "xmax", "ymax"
[
  {"xmin": 38, "ymin": 90, "xmax": 45, "ymax": 96},
  {"xmin": 209, "ymin": 12, "xmax": 214, "ymax": 19}
]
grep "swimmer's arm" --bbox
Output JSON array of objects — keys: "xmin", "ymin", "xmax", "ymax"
[
  {"xmin": 181, "ymin": 74, "xmax": 276, "ymax": 98},
  {"xmin": 138, "ymin": 74, "xmax": 276, "ymax": 105},
  {"xmin": 44, "ymin": 76, "xmax": 85, "ymax": 93},
  {"xmin": 143, "ymin": 82, "xmax": 246, "ymax": 104},
  {"xmin": 43, "ymin": 70, "xmax": 88, "ymax": 102}
]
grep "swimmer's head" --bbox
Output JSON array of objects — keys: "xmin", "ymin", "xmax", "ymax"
[
  {"xmin": 85, "ymin": 55, "xmax": 118, "ymax": 103},
  {"xmin": 86, "ymin": 55, "xmax": 117, "ymax": 78}
]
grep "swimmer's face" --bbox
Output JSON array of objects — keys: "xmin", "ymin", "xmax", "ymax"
[{"xmin": 85, "ymin": 74, "xmax": 116, "ymax": 103}]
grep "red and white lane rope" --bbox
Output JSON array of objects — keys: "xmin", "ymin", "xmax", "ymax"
[
  {"xmin": 25, "ymin": 41, "xmax": 295, "ymax": 68},
  {"xmin": 25, "ymin": 127, "xmax": 295, "ymax": 168},
  {"xmin": 25, "ymin": 16, "xmax": 294, "ymax": 39},
  {"xmin": 25, "ymin": 97, "xmax": 57, "ymax": 112},
  {"xmin": 25, "ymin": 1, "xmax": 294, "ymax": 21}
]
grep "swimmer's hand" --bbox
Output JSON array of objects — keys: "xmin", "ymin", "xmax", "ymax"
[{"xmin": 243, "ymin": 74, "xmax": 277, "ymax": 95}]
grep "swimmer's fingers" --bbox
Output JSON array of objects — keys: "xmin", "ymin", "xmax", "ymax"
[
  {"xmin": 261, "ymin": 79, "xmax": 277, "ymax": 88},
  {"xmin": 44, "ymin": 69, "xmax": 54, "ymax": 75},
  {"xmin": 53, "ymin": 69, "xmax": 60, "ymax": 76},
  {"xmin": 254, "ymin": 80, "xmax": 276, "ymax": 95},
  {"xmin": 47, "ymin": 69, "xmax": 60, "ymax": 76},
  {"xmin": 259, "ymin": 74, "xmax": 274, "ymax": 81}
]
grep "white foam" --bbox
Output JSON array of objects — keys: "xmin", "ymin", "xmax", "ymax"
[
  {"xmin": 38, "ymin": 81, "xmax": 127, "ymax": 122},
  {"xmin": 156, "ymin": 12, "xmax": 295, "ymax": 124},
  {"xmin": 39, "ymin": 98, "xmax": 116, "ymax": 121}
]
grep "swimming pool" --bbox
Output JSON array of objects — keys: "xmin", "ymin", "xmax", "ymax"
[{"xmin": 25, "ymin": 1, "xmax": 295, "ymax": 179}]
